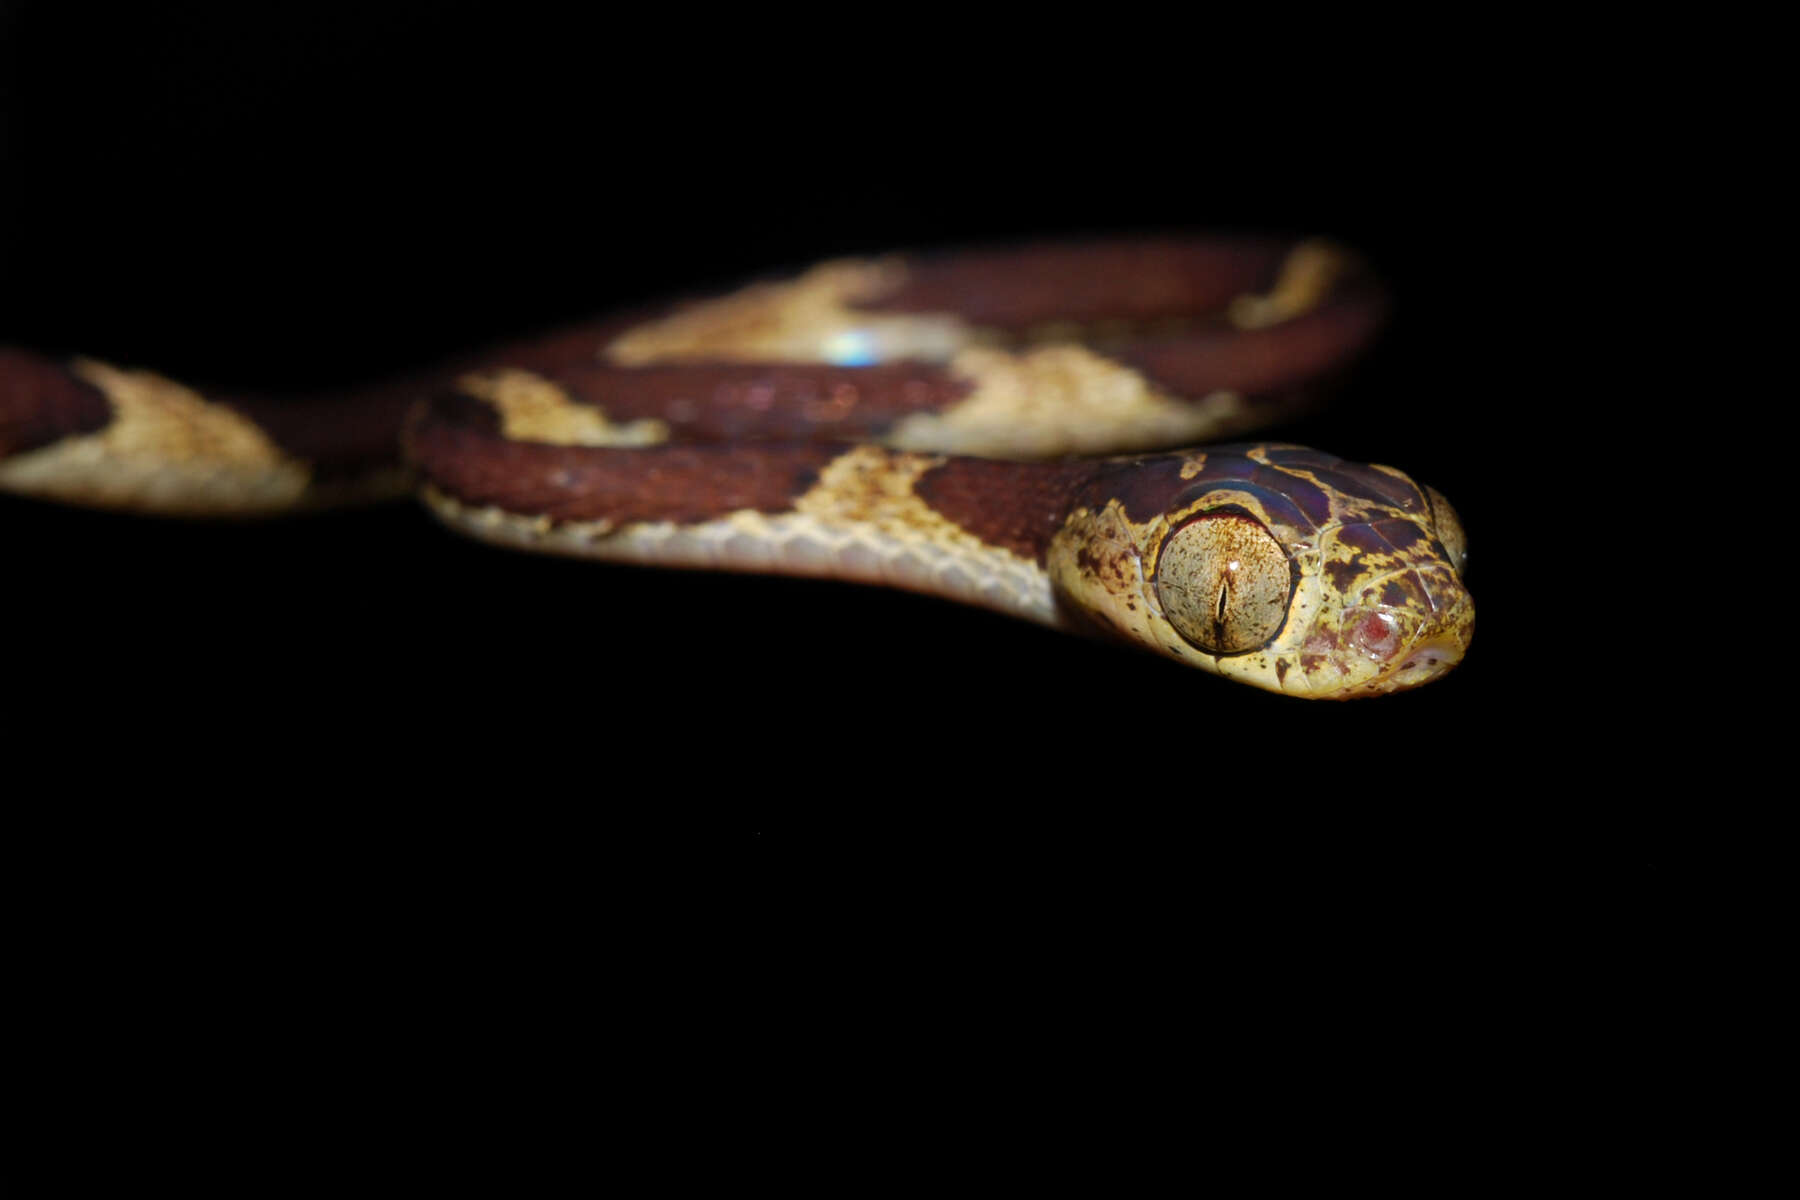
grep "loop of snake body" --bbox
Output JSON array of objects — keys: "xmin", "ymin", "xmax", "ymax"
[{"xmin": 0, "ymin": 236, "xmax": 1473, "ymax": 698}]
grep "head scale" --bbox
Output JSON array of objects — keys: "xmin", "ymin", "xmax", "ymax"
[{"xmin": 1047, "ymin": 444, "xmax": 1474, "ymax": 698}]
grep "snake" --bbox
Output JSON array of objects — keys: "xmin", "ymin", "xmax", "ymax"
[{"xmin": 0, "ymin": 235, "xmax": 1472, "ymax": 699}]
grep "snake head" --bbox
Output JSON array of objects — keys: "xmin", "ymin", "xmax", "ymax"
[{"xmin": 1048, "ymin": 444, "xmax": 1473, "ymax": 698}]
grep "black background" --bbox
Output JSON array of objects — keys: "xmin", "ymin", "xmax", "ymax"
[{"xmin": 2, "ymin": 8, "xmax": 1682, "ymax": 964}]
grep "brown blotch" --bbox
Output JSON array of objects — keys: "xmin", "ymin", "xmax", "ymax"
[
  {"xmin": 0, "ymin": 347, "xmax": 112, "ymax": 457},
  {"xmin": 1076, "ymin": 543, "xmax": 1137, "ymax": 592},
  {"xmin": 861, "ymin": 239, "xmax": 1293, "ymax": 329},
  {"xmin": 1323, "ymin": 557, "xmax": 1366, "ymax": 592},
  {"xmin": 539, "ymin": 362, "xmax": 970, "ymax": 443},
  {"xmin": 216, "ymin": 310, "xmax": 675, "ymax": 476},
  {"xmin": 405, "ymin": 391, "xmax": 841, "ymax": 524},
  {"xmin": 226, "ymin": 377, "xmax": 429, "ymax": 480},
  {"xmin": 1105, "ymin": 280, "xmax": 1387, "ymax": 397},
  {"xmin": 913, "ymin": 456, "xmax": 1097, "ymax": 563},
  {"xmin": 1378, "ymin": 571, "xmax": 1435, "ymax": 613}
]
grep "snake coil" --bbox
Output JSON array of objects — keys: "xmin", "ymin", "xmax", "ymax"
[{"xmin": 0, "ymin": 236, "xmax": 1472, "ymax": 698}]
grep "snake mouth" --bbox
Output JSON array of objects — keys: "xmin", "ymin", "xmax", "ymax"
[{"xmin": 1382, "ymin": 632, "xmax": 1467, "ymax": 691}]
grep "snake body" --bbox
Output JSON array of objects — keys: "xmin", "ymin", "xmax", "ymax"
[{"xmin": 0, "ymin": 236, "xmax": 1473, "ymax": 698}]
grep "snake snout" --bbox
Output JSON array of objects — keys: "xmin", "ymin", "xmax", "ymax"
[
  {"xmin": 1299, "ymin": 562, "xmax": 1473, "ymax": 697},
  {"xmin": 1374, "ymin": 572, "xmax": 1475, "ymax": 693}
]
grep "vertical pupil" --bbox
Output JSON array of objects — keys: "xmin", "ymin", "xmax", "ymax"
[{"xmin": 1156, "ymin": 512, "xmax": 1293, "ymax": 656}]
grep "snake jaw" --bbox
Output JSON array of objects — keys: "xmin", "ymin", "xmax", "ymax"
[{"xmin": 1380, "ymin": 631, "xmax": 1469, "ymax": 693}]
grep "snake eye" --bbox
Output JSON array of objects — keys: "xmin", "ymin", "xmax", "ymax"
[{"xmin": 1155, "ymin": 512, "xmax": 1293, "ymax": 655}]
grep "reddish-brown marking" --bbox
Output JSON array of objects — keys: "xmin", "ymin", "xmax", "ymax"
[
  {"xmin": 224, "ymin": 311, "xmax": 674, "ymax": 475},
  {"xmin": 912, "ymin": 457, "xmax": 1098, "ymax": 563},
  {"xmin": 4, "ymin": 241, "xmax": 1395, "ymax": 528},
  {"xmin": 226, "ymin": 379, "xmax": 430, "ymax": 479},
  {"xmin": 1106, "ymin": 281, "xmax": 1388, "ymax": 398},
  {"xmin": 540, "ymin": 362, "xmax": 971, "ymax": 443},
  {"xmin": 405, "ymin": 392, "xmax": 840, "ymax": 524},
  {"xmin": 228, "ymin": 310, "xmax": 674, "ymax": 474},
  {"xmin": 860, "ymin": 239, "xmax": 1292, "ymax": 328},
  {"xmin": 0, "ymin": 347, "xmax": 112, "ymax": 457}
]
